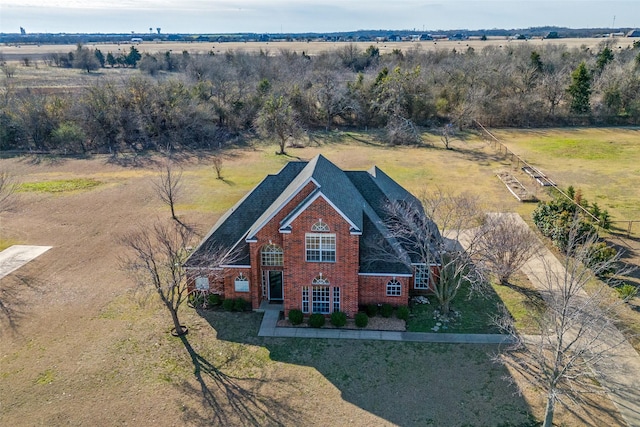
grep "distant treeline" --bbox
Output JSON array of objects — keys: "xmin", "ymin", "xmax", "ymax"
[
  {"xmin": 1, "ymin": 41, "xmax": 640, "ymax": 154},
  {"xmin": 1, "ymin": 26, "xmax": 638, "ymax": 45}
]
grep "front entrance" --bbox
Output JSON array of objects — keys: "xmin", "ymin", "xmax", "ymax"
[{"xmin": 267, "ymin": 271, "xmax": 283, "ymax": 301}]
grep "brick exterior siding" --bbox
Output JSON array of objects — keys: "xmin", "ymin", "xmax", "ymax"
[
  {"xmin": 358, "ymin": 275, "xmax": 410, "ymax": 307},
  {"xmin": 282, "ymin": 196, "xmax": 360, "ymax": 317},
  {"xmin": 186, "ymin": 160, "xmax": 441, "ymax": 317}
]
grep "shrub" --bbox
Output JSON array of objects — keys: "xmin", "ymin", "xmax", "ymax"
[
  {"xmin": 396, "ymin": 305, "xmax": 410, "ymax": 321},
  {"xmin": 233, "ymin": 298, "xmax": 248, "ymax": 312},
  {"xmin": 188, "ymin": 292, "xmax": 205, "ymax": 308},
  {"xmin": 616, "ymin": 284, "xmax": 638, "ymax": 301},
  {"xmin": 222, "ymin": 298, "xmax": 234, "ymax": 311},
  {"xmin": 330, "ymin": 311, "xmax": 347, "ymax": 327},
  {"xmin": 586, "ymin": 242, "xmax": 617, "ymax": 276},
  {"xmin": 207, "ymin": 293, "xmax": 222, "ymax": 307},
  {"xmin": 355, "ymin": 312, "xmax": 369, "ymax": 328},
  {"xmin": 366, "ymin": 304, "xmax": 378, "ymax": 317},
  {"xmin": 308, "ymin": 313, "xmax": 325, "ymax": 328},
  {"xmin": 380, "ymin": 303, "xmax": 393, "ymax": 318},
  {"xmin": 289, "ymin": 309, "xmax": 304, "ymax": 325}
]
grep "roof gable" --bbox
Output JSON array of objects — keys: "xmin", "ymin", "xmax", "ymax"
[
  {"xmin": 246, "ymin": 154, "xmax": 368, "ymax": 240},
  {"xmin": 279, "ymin": 189, "xmax": 361, "ymax": 234},
  {"xmin": 187, "ymin": 154, "xmax": 439, "ymax": 273}
]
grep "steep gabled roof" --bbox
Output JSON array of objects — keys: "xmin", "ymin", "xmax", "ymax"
[
  {"xmin": 186, "ymin": 154, "xmax": 439, "ymax": 273},
  {"xmin": 184, "ymin": 160, "xmax": 306, "ymax": 266},
  {"xmin": 246, "ymin": 154, "xmax": 368, "ymax": 240}
]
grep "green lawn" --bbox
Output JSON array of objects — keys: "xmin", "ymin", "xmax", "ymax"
[
  {"xmin": 492, "ymin": 128, "xmax": 640, "ymax": 222},
  {"xmin": 406, "ymin": 283, "xmax": 505, "ymax": 334}
]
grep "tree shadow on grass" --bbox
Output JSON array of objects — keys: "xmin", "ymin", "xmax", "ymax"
[
  {"xmin": 503, "ymin": 281, "xmax": 547, "ymax": 311},
  {"xmin": 197, "ymin": 309, "xmax": 536, "ymax": 426},
  {"xmin": 0, "ymin": 273, "xmax": 46, "ymax": 337},
  {"xmin": 176, "ymin": 334, "xmax": 300, "ymax": 426}
]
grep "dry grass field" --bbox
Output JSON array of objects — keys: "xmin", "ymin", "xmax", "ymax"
[
  {"xmin": 2, "ymin": 36, "xmax": 635, "ymax": 63},
  {"xmin": 0, "ymin": 132, "xmax": 634, "ymax": 426}
]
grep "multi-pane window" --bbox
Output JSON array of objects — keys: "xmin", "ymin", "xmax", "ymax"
[
  {"xmin": 333, "ymin": 287, "xmax": 340, "ymax": 312},
  {"xmin": 195, "ymin": 276, "xmax": 209, "ymax": 290},
  {"xmin": 311, "ymin": 220, "xmax": 330, "ymax": 232},
  {"xmin": 302, "ymin": 286, "xmax": 309, "ymax": 313},
  {"xmin": 234, "ymin": 273, "xmax": 249, "ymax": 292},
  {"xmin": 414, "ymin": 265, "xmax": 430, "ymax": 289},
  {"xmin": 312, "ymin": 286, "xmax": 330, "ymax": 313},
  {"xmin": 306, "ymin": 234, "xmax": 336, "ymax": 262},
  {"xmin": 261, "ymin": 244, "xmax": 283, "ymax": 266},
  {"xmin": 386, "ymin": 280, "xmax": 402, "ymax": 296}
]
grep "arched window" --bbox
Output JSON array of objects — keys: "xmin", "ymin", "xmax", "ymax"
[
  {"xmin": 261, "ymin": 244, "xmax": 283, "ymax": 266},
  {"xmin": 312, "ymin": 273, "xmax": 330, "ymax": 285},
  {"xmin": 386, "ymin": 279, "xmax": 402, "ymax": 296},
  {"xmin": 311, "ymin": 219, "xmax": 330, "ymax": 232},
  {"xmin": 234, "ymin": 273, "xmax": 249, "ymax": 292}
]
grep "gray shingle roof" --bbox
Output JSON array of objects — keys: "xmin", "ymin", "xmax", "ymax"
[
  {"xmin": 184, "ymin": 160, "xmax": 306, "ymax": 266},
  {"xmin": 186, "ymin": 154, "xmax": 438, "ymax": 274}
]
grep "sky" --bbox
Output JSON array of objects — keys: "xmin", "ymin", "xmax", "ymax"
[{"xmin": 1, "ymin": 0, "xmax": 639, "ymax": 34}]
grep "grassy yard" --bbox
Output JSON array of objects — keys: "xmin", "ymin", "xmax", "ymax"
[
  {"xmin": 0, "ymin": 130, "xmax": 636, "ymax": 426},
  {"xmin": 492, "ymin": 127, "xmax": 640, "ymax": 223},
  {"xmin": 407, "ymin": 284, "xmax": 505, "ymax": 334}
]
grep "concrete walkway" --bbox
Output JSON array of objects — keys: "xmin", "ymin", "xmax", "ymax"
[
  {"xmin": 503, "ymin": 213, "xmax": 640, "ymax": 427},
  {"xmin": 0, "ymin": 245, "xmax": 52, "ymax": 280},
  {"xmin": 257, "ymin": 303, "xmax": 515, "ymax": 344}
]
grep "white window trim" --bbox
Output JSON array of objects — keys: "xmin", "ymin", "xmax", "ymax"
[
  {"xmin": 234, "ymin": 273, "xmax": 249, "ymax": 292},
  {"xmin": 305, "ymin": 233, "xmax": 336, "ymax": 263},
  {"xmin": 386, "ymin": 280, "xmax": 402, "ymax": 296},
  {"xmin": 261, "ymin": 243, "xmax": 284, "ymax": 266},
  {"xmin": 414, "ymin": 264, "xmax": 431, "ymax": 289},
  {"xmin": 312, "ymin": 285, "xmax": 331, "ymax": 314},
  {"xmin": 195, "ymin": 276, "xmax": 209, "ymax": 291}
]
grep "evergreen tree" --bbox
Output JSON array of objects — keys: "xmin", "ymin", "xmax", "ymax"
[
  {"xmin": 595, "ymin": 46, "xmax": 614, "ymax": 72},
  {"xmin": 106, "ymin": 52, "xmax": 116, "ymax": 67},
  {"xmin": 94, "ymin": 49, "xmax": 105, "ymax": 67},
  {"xmin": 126, "ymin": 46, "xmax": 142, "ymax": 68},
  {"xmin": 567, "ymin": 62, "xmax": 591, "ymax": 114}
]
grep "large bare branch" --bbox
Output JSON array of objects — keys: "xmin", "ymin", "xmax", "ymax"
[
  {"xmin": 152, "ymin": 157, "xmax": 183, "ymax": 223},
  {"xmin": 119, "ymin": 220, "xmax": 235, "ymax": 335},
  {"xmin": 476, "ymin": 213, "xmax": 541, "ymax": 285},
  {"xmin": 0, "ymin": 171, "xmax": 19, "ymax": 213},
  {"xmin": 494, "ymin": 217, "xmax": 635, "ymax": 427},
  {"xmin": 372, "ymin": 190, "xmax": 486, "ymax": 317}
]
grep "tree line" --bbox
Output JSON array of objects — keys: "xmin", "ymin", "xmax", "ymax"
[{"xmin": 2, "ymin": 40, "xmax": 640, "ymax": 153}]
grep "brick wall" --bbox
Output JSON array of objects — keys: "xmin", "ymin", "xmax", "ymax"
[
  {"xmin": 283, "ymin": 195, "xmax": 360, "ymax": 317},
  {"xmin": 247, "ymin": 181, "xmax": 317, "ymax": 309},
  {"xmin": 358, "ymin": 275, "xmax": 410, "ymax": 307}
]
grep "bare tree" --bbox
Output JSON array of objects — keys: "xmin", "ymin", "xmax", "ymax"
[
  {"xmin": 382, "ymin": 190, "xmax": 485, "ymax": 317},
  {"xmin": 440, "ymin": 123, "xmax": 454, "ymax": 150},
  {"xmin": 495, "ymin": 219, "xmax": 633, "ymax": 427},
  {"xmin": 212, "ymin": 155, "xmax": 223, "ymax": 180},
  {"xmin": 476, "ymin": 213, "xmax": 541, "ymax": 285},
  {"xmin": 119, "ymin": 220, "xmax": 233, "ymax": 335},
  {"xmin": 152, "ymin": 156, "xmax": 183, "ymax": 223},
  {"xmin": 0, "ymin": 171, "xmax": 18, "ymax": 212}
]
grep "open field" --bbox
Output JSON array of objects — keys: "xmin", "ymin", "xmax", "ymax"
[
  {"xmin": 2, "ymin": 37, "xmax": 636, "ymax": 62},
  {"xmin": 0, "ymin": 132, "xmax": 636, "ymax": 426}
]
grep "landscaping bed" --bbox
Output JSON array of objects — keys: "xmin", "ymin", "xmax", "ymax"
[{"xmin": 276, "ymin": 315, "xmax": 406, "ymax": 331}]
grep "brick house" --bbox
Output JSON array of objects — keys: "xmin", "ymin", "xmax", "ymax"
[{"xmin": 185, "ymin": 154, "xmax": 440, "ymax": 317}]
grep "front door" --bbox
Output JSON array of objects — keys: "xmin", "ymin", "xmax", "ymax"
[{"xmin": 268, "ymin": 271, "xmax": 283, "ymax": 301}]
